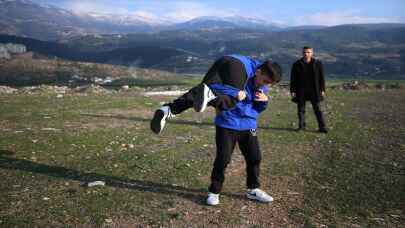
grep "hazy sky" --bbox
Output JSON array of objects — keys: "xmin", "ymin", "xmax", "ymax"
[{"xmin": 32, "ymin": 0, "xmax": 405, "ymax": 26}]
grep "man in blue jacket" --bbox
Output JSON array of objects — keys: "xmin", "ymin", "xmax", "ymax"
[{"xmin": 150, "ymin": 55, "xmax": 282, "ymax": 205}]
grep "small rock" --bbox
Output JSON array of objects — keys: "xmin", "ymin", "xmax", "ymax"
[
  {"xmin": 87, "ymin": 181, "xmax": 106, "ymax": 187},
  {"xmin": 121, "ymin": 85, "xmax": 129, "ymax": 90},
  {"xmin": 42, "ymin": 197, "xmax": 50, "ymax": 201},
  {"xmin": 105, "ymin": 218, "xmax": 113, "ymax": 223},
  {"xmin": 41, "ymin": 128, "xmax": 62, "ymax": 132}
]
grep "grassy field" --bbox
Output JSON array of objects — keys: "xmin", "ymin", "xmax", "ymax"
[{"xmin": 0, "ymin": 83, "xmax": 404, "ymax": 227}]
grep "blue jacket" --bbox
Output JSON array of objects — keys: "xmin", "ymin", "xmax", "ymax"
[{"xmin": 208, "ymin": 55, "xmax": 270, "ymax": 131}]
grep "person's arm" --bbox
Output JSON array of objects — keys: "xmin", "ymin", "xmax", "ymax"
[
  {"xmin": 290, "ymin": 63, "xmax": 297, "ymax": 96},
  {"xmin": 318, "ymin": 61, "xmax": 326, "ymax": 96}
]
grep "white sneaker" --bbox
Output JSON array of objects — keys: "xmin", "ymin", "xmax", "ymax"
[
  {"xmin": 150, "ymin": 106, "xmax": 174, "ymax": 134},
  {"xmin": 193, "ymin": 83, "xmax": 216, "ymax": 112},
  {"xmin": 246, "ymin": 188, "xmax": 273, "ymax": 203},
  {"xmin": 206, "ymin": 192, "xmax": 220, "ymax": 206}
]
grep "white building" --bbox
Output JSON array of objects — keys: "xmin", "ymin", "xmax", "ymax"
[
  {"xmin": 5, "ymin": 43, "xmax": 27, "ymax": 54},
  {"xmin": 0, "ymin": 45, "xmax": 11, "ymax": 59}
]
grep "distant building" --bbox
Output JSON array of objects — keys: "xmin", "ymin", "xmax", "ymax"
[
  {"xmin": 0, "ymin": 43, "xmax": 27, "ymax": 59},
  {"xmin": 0, "ymin": 43, "xmax": 27, "ymax": 54},
  {"xmin": 5, "ymin": 43, "xmax": 27, "ymax": 54},
  {"xmin": 0, "ymin": 46, "xmax": 11, "ymax": 59}
]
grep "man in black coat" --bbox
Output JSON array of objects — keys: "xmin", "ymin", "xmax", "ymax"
[{"xmin": 290, "ymin": 46, "xmax": 327, "ymax": 133}]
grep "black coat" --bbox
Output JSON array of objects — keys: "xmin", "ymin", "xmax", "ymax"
[{"xmin": 290, "ymin": 58, "xmax": 326, "ymax": 103}]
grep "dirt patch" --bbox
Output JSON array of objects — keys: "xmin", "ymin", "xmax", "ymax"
[
  {"xmin": 161, "ymin": 175, "xmax": 304, "ymax": 227},
  {"xmin": 73, "ymin": 84, "xmax": 113, "ymax": 94}
]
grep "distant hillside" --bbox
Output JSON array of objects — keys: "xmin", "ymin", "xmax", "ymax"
[
  {"xmin": 0, "ymin": 56, "xmax": 188, "ymax": 86},
  {"xmin": 60, "ymin": 24, "xmax": 405, "ymax": 78},
  {"xmin": 0, "ymin": 35, "xmax": 196, "ymax": 70},
  {"xmin": 1, "ymin": 23, "xmax": 405, "ymax": 79}
]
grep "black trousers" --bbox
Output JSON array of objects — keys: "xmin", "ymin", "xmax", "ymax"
[
  {"xmin": 167, "ymin": 57, "xmax": 247, "ymax": 115},
  {"xmin": 297, "ymin": 100, "xmax": 326, "ymax": 129},
  {"xmin": 209, "ymin": 126, "xmax": 262, "ymax": 194}
]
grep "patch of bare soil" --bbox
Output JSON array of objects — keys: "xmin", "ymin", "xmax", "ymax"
[{"xmin": 110, "ymin": 145, "xmax": 305, "ymax": 227}]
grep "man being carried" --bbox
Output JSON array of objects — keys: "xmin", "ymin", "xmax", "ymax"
[{"xmin": 150, "ymin": 55, "xmax": 282, "ymax": 205}]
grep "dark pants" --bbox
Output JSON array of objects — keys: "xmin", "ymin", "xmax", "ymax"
[
  {"xmin": 167, "ymin": 57, "xmax": 247, "ymax": 115},
  {"xmin": 209, "ymin": 126, "xmax": 262, "ymax": 194},
  {"xmin": 297, "ymin": 100, "xmax": 326, "ymax": 129}
]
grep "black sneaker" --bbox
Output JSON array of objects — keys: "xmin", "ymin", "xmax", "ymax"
[
  {"xmin": 193, "ymin": 83, "xmax": 216, "ymax": 112},
  {"xmin": 150, "ymin": 106, "xmax": 174, "ymax": 134}
]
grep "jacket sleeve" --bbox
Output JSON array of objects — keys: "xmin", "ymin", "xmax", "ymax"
[
  {"xmin": 290, "ymin": 63, "xmax": 297, "ymax": 93},
  {"xmin": 253, "ymin": 101, "xmax": 268, "ymax": 113},
  {"xmin": 208, "ymin": 83, "xmax": 240, "ymax": 98},
  {"xmin": 318, "ymin": 61, "xmax": 326, "ymax": 92}
]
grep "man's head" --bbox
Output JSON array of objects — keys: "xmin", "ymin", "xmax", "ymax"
[
  {"xmin": 254, "ymin": 61, "xmax": 282, "ymax": 87},
  {"xmin": 302, "ymin": 46, "xmax": 313, "ymax": 61}
]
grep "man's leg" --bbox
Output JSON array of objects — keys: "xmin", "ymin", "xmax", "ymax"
[
  {"xmin": 310, "ymin": 100, "xmax": 327, "ymax": 132},
  {"xmin": 151, "ymin": 85, "xmax": 201, "ymax": 134},
  {"xmin": 166, "ymin": 86, "xmax": 202, "ymax": 115},
  {"xmin": 209, "ymin": 126, "xmax": 237, "ymax": 194},
  {"xmin": 297, "ymin": 101, "xmax": 306, "ymax": 130},
  {"xmin": 239, "ymin": 129, "xmax": 273, "ymax": 203},
  {"xmin": 238, "ymin": 130, "xmax": 261, "ymax": 190},
  {"xmin": 202, "ymin": 56, "xmax": 247, "ymax": 111}
]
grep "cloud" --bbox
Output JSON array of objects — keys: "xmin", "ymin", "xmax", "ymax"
[
  {"xmin": 63, "ymin": 0, "xmax": 130, "ymax": 14},
  {"xmin": 294, "ymin": 10, "xmax": 404, "ymax": 26},
  {"xmin": 62, "ymin": 0, "xmax": 238, "ymax": 22},
  {"xmin": 162, "ymin": 1, "xmax": 237, "ymax": 22}
]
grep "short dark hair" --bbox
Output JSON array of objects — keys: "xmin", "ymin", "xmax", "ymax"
[
  {"xmin": 259, "ymin": 60, "xmax": 282, "ymax": 83},
  {"xmin": 303, "ymin": 46, "xmax": 313, "ymax": 50}
]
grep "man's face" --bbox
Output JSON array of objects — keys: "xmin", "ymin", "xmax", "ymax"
[
  {"xmin": 303, "ymin": 48, "xmax": 313, "ymax": 59},
  {"xmin": 254, "ymin": 69, "xmax": 273, "ymax": 87}
]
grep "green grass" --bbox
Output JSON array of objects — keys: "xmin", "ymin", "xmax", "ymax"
[{"xmin": 0, "ymin": 84, "xmax": 404, "ymax": 227}]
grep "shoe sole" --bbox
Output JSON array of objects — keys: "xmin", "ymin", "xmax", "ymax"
[
  {"xmin": 193, "ymin": 84, "xmax": 209, "ymax": 112},
  {"xmin": 150, "ymin": 109, "xmax": 165, "ymax": 134},
  {"xmin": 206, "ymin": 201, "xmax": 219, "ymax": 206},
  {"xmin": 246, "ymin": 193, "xmax": 273, "ymax": 203}
]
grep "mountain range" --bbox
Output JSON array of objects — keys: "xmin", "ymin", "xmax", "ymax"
[{"xmin": 0, "ymin": 0, "xmax": 288, "ymax": 41}]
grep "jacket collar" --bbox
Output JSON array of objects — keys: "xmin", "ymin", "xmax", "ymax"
[{"xmin": 300, "ymin": 57, "xmax": 315, "ymax": 65}]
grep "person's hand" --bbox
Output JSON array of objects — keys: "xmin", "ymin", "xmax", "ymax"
[
  {"xmin": 321, "ymin": 91, "xmax": 325, "ymax": 97},
  {"xmin": 254, "ymin": 91, "xmax": 268, "ymax": 102},
  {"xmin": 291, "ymin": 92, "xmax": 296, "ymax": 97},
  {"xmin": 237, "ymin": 90, "xmax": 247, "ymax": 101}
]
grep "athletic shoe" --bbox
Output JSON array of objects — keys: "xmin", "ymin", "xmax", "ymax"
[
  {"xmin": 193, "ymin": 83, "xmax": 216, "ymax": 112},
  {"xmin": 150, "ymin": 106, "xmax": 174, "ymax": 134},
  {"xmin": 206, "ymin": 192, "xmax": 220, "ymax": 206},
  {"xmin": 246, "ymin": 188, "xmax": 273, "ymax": 203}
]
